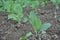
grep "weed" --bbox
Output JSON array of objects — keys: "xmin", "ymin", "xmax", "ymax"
[
  {"xmin": 19, "ymin": 32, "xmax": 32, "ymax": 40},
  {"xmin": 29, "ymin": 11, "xmax": 52, "ymax": 34},
  {"xmin": 19, "ymin": 11, "xmax": 52, "ymax": 40}
]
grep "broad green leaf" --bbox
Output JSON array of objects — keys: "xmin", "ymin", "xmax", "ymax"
[
  {"xmin": 3, "ymin": 1, "xmax": 12, "ymax": 12},
  {"xmin": 13, "ymin": 3, "xmax": 23, "ymax": 22},
  {"xmin": 40, "ymin": 22, "xmax": 52, "ymax": 34},
  {"xmin": 32, "ymin": 19, "xmax": 42, "ymax": 32},
  {"xmin": 29, "ymin": 11, "xmax": 37, "ymax": 25},
  {"xmin": 25, "ymin": 32, "xmax": 32, "ymax": 38},
  {"xmin": 16, "ymin": 14, "xmax": 23, "ymax": 22},
  {"xmin": 29, "ymin": 11, "xmax": 42, "ymax": 32},
  {"xmin": 41, "ymin": 30, "xmax": 46, "ymax": 34},
  {"xmin": 31, "ymin": 1, "xmax": 39, "ymax": 8},
  {"xmin": 8, "ymin": 13, "xmax": 17, "ymax": 20},
  {"xmin": 23, "ymin": 0, "xmax": 30, "ymax": 8},
  {"xmin": 13, "ymin": 4, "xmax": 22, "ymax": 14}
]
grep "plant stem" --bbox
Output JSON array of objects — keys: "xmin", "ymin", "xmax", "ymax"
[{"xmin": 35, "ymin": 31, "xmax": 39, "ymax": 39}]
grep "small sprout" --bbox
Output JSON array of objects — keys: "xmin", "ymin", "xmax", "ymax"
[
  {"xmin": 41, "ymin": 31, "xmax": 46, "ymax": 34},
  {"xmin": 19, "ymin": 32, "xmax": 32, "ymax": 40}
]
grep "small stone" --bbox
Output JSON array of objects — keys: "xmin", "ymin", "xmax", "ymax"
[
  {"xmin": 2, "ymin": 37, "xmax": 6, "ymax": 40},
  {"xmin": 40, "ymin": 13, "xmax": 45, "ymax": 15},
  {"xmin": 57, "ymin": 18, "xmax": 60, "ymax": 23},
  {"xmin": 52, "ymin": 34, "xmax": 58, "ymax": 40},
  {"xmin": 42, "ymin": 34, "xmax": 51, "ymax": 40}
]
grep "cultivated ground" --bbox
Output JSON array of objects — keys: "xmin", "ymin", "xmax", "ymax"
[{"xmin": 0, "ymin": 3, "xmax": 60, "ymax": 40}]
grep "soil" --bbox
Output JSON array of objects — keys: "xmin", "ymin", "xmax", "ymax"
[{"xmin": 0, "ymin": 3, "xmax": 60, "ymax": 40}]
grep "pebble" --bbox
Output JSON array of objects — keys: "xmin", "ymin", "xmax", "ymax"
[
  {"xmin": 57, "ymin": 18, "xmax": 60, "ymax": 23},
  {"xmin": 41, "ymin": 34, "xmax": 51, "ymax": 40},
  {"xmin": 40, "ymin": 13, "xmax": 45, "ymax": 15},
  {"xmin": 51, "ymin": 34, "xmax": 59, "ymax": 40}
]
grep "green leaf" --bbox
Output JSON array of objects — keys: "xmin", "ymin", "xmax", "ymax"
[
  {"xmin": 29, "ymin": 11, "xmax": 42, "ymax": 32},
  {"xmin": 29, "ymin": 11, "xmax": 37, "ymax": 26},
  {"xmin": 0, "ymin": 7, "xmax": 3, "ymax": 11},
  {"xmin": 32, "ymin": 19, "xmax": 42, "ymax": 33},
  {"xmin": 13, "ymin": 3, "xmax": 22, "ymax": 14},
  {"xmin": 19, "ymin": 32, "xmax": 32, "ymax": 40},
  {"xmin": 40, "ymin": 22, "xmax": 52, "ymax": 34},
  {"xmin": 3, "ymin": 1, "xmax": 13, "ymax": 12},
  {"xmin": 31, "ymin": 1, "xmax": 39, "ymax": 8},
  {"xmin": 41, "ymin": 30, "xmax": 46, "ymax": 34},
  {"xmin": 19, "ymin": 36, "xmax": 25, "ymax": 40},
  {"xmin": 8, "ymin": 13, "xmax": 17, "ymax": 20},
  {"xmin": 23, "ymin": 18, "xmax": 28, "ymax": 23},
  {"xmin": 13, "ymin": 3, "xmax": 23, "ymax": 22},
  {"xmin": 25, "ymin": 32, "xmax": 32, "ymax": 38},
  {"xmin": 23, "ymin": 0, "xmax": 30, "ymax": 8}
]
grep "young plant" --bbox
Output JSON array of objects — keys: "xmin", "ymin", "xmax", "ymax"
[
  {"xmin": 29, "ymin": 11, "xmax": 52, "ymax": 37},
  {"xmin": 19, "ymin": 11, "xmax": 52, "ymax": 40},
  {"xmin": 8, "ymin": 3, "xmax": 23, "ymax": 24},
  {"xmin": 0, "ymin": 0, "xmax": 23, "ymax": 24},
  {"xmin": 19, "ymin": 32, "xmax": 33, "ymax": 40},
  {"xmin": 0, "ymin": 0, "xmax": 41, "ymax": 24}
]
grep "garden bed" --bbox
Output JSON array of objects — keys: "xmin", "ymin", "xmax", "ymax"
[{"xmin": 0, "ymin": 3, "xmax": 60, "ymax": 40}]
